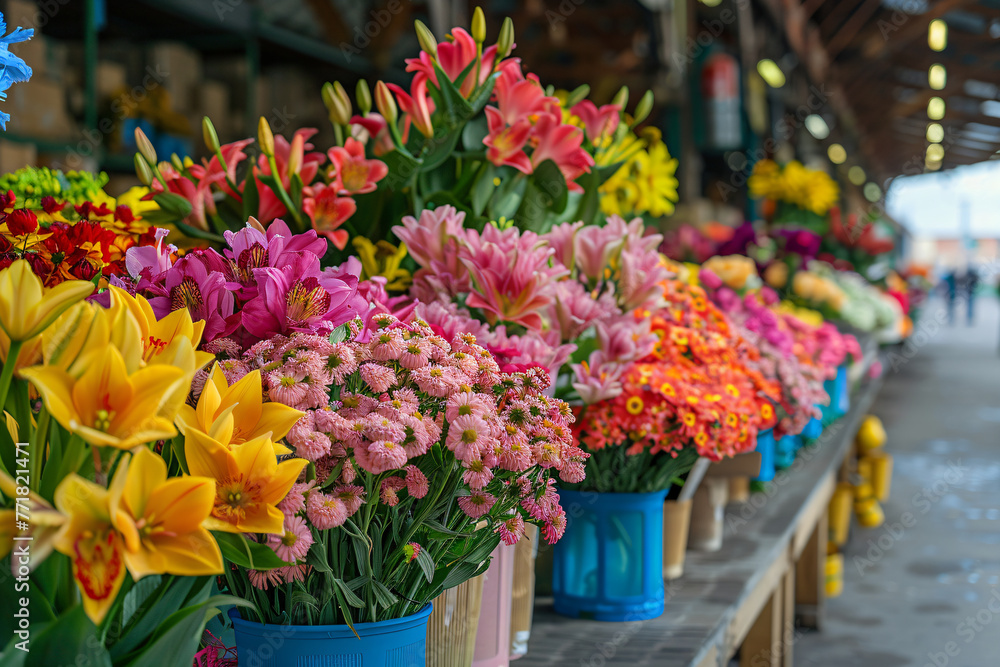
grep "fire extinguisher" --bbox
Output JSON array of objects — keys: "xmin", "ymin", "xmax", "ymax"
[{"xmin": 701, "ymin": 51, "xmax": 742, "ymax": 150}]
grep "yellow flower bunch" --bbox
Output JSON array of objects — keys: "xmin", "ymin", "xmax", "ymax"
[
  {"xmin": 749, "ymin": 159, "xmax": 839, "ymax": 216},
  {"xmin": 703, "ymin": 255, "xmax": 759, "ymax": 290},
  {"xmin": 792, "ymin": 270, "xmax": 847, "ymax": 311},
  {"xmin": 775, "ymin": 300, "xmax": 825, "ymax": 328},
  {"xmin": 599, "ymin": 128, "xmax": 679, "ymax": 218},
  {"xmin": 353, "ymin": 236, "xmax": 412, "ymax": 291}
]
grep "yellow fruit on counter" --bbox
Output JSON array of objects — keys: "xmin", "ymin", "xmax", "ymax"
[{"xmin": 856, "ymin": 415, "xmax": 886, "ymax": 452}]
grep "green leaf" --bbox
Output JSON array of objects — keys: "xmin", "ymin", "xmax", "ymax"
[
  {"xmin": 471, "ymin": 163, "xmax": 496, "ymax": 217},
  {"xmin": 468, "ymin": 72, "xmax": 500, "ymax": 115},
  {"xmin": 570, "ymin": 169, "xmax": 602, "ymax": 225},
  {"xmin": 306, "ymin": 538, "xmax": 333, "ymax": 572},
  {"xmin": 110, "ymin": 576, "xmax": 199, "ymax": 659},
  {"xmin": 369, "ymin": 580, "xmax": 398, "ymax": 608},
  {"xmin": 213, "ymin": 532, "xmax": 289, "ymax": 570},
  {"xmin": 121, "ymin": 575, "xmax": 162, "ymax": 628},
  {"xmin": 30, "ymin": 606, "xmax": 112, "ymax": 667},
  {"xmin": 379, "ymin": 150, "xmax": 422, "ymax": 193},
  {"xmin": 415, "ymin": 548, "xmax": 436, "ymax": 584},
  {"xmin": 242, "ymin": 168, "xmax": 259, "ymax": 220},
  {"xmin": 290, "ymin": 172, "xmax": 305, "ymax": 210},
  {"xmin": 172, "ymin": 221, "xmax": 226, "ymax": 242},
  {"xmin": 152, "ymin": 192, "xmax": 194, "ymax": 217},
  {"xmin": 461, "ymin": 115, "xmax": 489, "ymax": 152},
  {"xmin": 121, "ymin": 603, "xmax": 215, "ymax": 667},
  {"xmin": 489, "ymin": 172, "xmax": 528, "ymax": 221},
  {"xmin": 424, "ymin": 519, "xmax": 469, "ymax": 539},
  {"xmin": 334, "ymin": 579, "xmax": 365, "ymax": 608},
  {"xmin": 431, "ymin": 62, "xmax": 474, "ymax": 128}
]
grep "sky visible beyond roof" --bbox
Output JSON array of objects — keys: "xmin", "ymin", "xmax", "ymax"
[{"xmin": 886, "ymin": 159, "xmax": 1000, "ymax": 239}]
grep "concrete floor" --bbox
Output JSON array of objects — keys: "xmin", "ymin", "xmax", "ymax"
[{"xmin": 794, "ymin": 296, "xmax": 1000, "ymax": 667}]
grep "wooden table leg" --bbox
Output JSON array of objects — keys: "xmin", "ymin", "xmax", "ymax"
[
  {"xmin": 782, "ymin": 566, "xmax": 795, "ymax": 667},
  {"xmin": 795, "ymin": 512, "xmax": 828, "ymax": 630},
  {"xmin": 740, "ymin": 588, "xmax": 782, "ymax": 667}
]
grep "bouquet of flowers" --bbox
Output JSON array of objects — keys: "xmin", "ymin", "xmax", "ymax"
[
  {"xmin": 748, "ymin": 159, "xmax": 839, "ymax": 230},
  {"xmin": 569, "ymin": 276, "xmax": 779, "ymax": 493},
  {"xmin": 209, "ymin": 314, "xmax": 585, "ymax": 627},
  {"xmin": 0, "ymin": 261, "xmax": 244, "ymax": 667}
]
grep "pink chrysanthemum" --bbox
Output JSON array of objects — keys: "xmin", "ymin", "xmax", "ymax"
[
  {"xmin": 340, "ymin": 459, "xmax": 357, "ymax": 484},
  {"xmin": 355, "ymin": 440, "xmax": 408, "ymax": 474},
  {"xmin": 280, "ymin": 563, "xmax": 312, "ymax": 583},
  {"xmin": 306, "ymin": 491, "xmax": 349, "ymax": 529},
  {"xmin": 398, "ymin": 340, "xmax": 430, "ymax": 370},
  {"xmin": 404, "ymin": 465, "xmax": 429, "ymax": 498},
  {"xmin": 371, "ymin": 330, "xmax": 405, "ymax": 361},
  {"xmin": 445, "ymin": 391, "xmax": 491, "ymax": 422},
  {"xmin": 327, "ymin": 343, "xmax": 359, "ymax": 383},
  {"xmin": 290, "ymin": 429, "xmax": 332, "ymax": 462},
  {"xmin": 446, "ymin": 414, "xmax": 490, "ymax": 462},
  {"xmin": 333, "ymin": 484, "xmax": 365, "ymax": 516},
  {"xmin": 457, "ymin": 491, "xmax": 496, "ymax": 519},
  {"xmin": 277, "ymin": 480, "xmax": 315, "ymax": 516},
  {"xmin": 268, "ymin": 515, "xmax": 314, "ymax": 563},
  {"xmin": 268, "ymin": 369, "xmax": 311, "ymax": 406},
  {"xmin": 398, "ymin": 413, "xmax": 432, "ymax": 458},
  {"xmin": 543, "ymin": 510, "xmax": 567, "ymax": 544},
  {"xmin": 496, "ymin": 514, "xmax": 525, "ymax": 546},
  {"xmin": 380, "ymin": 476, "xmax": 406, "ymax": 506},
  {"xmin": 559, "ymin": 459, "xmax": 586, "ymax": 484},
  {"xmin": 248, "ymin": 568, "xmax": 284, "ymax": 590},
  {"xmin": 462, "ymin": 458, "xmax": 493, "ymax": 490},
  {"xmin": 411, "ymin": 366, "xmax": 459, "ymax": 397},
  {"xmin": 360, "ymin": 363, "xmax": 398, "ymax": 393}
]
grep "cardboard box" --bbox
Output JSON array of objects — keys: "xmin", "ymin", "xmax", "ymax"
[
  {"xmin": 5, "ymin": 0, "xmax": 39, "ymax": 30},
  {"xmin": 0, "ymin": 139, "xmax": 37, "ymax": 173},
  {"xmin": 97, "ymin": 61, "xmax": 128, "ymax": 100},
  {"xmin": 196, "ymin": 80, "xmax": 229, "ymax": 131},
  {"xmin": 148, "ymin": 42, "xmax": 202, "ymax": 112},
  {"xmin": 5, "ymin": 79, "xmax": 73, "ymax": 140}
]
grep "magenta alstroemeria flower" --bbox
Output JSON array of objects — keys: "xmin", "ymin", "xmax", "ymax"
[
  {"xmin": 223, "ymin": 219, "xmax": 329, "ymax": 299},
  {"xmin": 242, "ymin": 253, "xmax": 366, "ymax": 340},
  {"xmin": 147, "ymin": 250, "xmax": 238, "ymax": 342}
]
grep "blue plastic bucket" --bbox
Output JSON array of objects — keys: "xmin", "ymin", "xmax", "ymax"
[
  {"xmin": 801, "ymin": 414, "xmax": 823, "ymax": 441},
  {"xmin": 553, "ymin": 488, "xmax": 667, "ymax": 622},
  {"xmin": 775, "ymin": 434, "xmax": 799, "ymax": 469},
  {"xmin": 754, "ymin": 428, "xmax": 776, "ymax": 482},
  {"xmin": 229, "ymin": 604, "xmax": 432, "ymax": 667},
  {"xmin": 822, "ymin": 365, "xmax": 850, "ymax": 421}
]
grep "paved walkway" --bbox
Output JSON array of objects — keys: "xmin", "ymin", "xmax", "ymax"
[{"xmin": 794, "ymin": 296, "xmax": 1000, "ymax": 666}]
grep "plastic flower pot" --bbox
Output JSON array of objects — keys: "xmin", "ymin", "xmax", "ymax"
[
  {"xmin": 473, "ymin": 543, "xmax": 515, "ymax": 667},
  {"xmin": 828, "ymin": 482, "xmax": 854, "ymax": 547},
  {"xmin": 688, "ymin": 477, "xmax": 729, "ymax": 552},
  {"xmin": 753, "ymin": 428, "xmax": 776, "ymax": 482},
  {"xmin": 510, "ymin": 524, "xmax": 538, "ymax": 660},
  {"xmin": 775, "ymin": 434, "xmax": 799, "ymax": 469},
  {"xmin": 801, "ymin": 414, "xmax": 823, "ymax": 441},
  {"xmin": 229, "ymin": 604, "xmax": 432, "ymax": 667},
  {"xmin": 662, "ymin": 498, "xmax": 692, "ymax": 580},
  {"xmin": 553, "ymin": 488, "xmax": 668, "ymax": 622},
  {"xmin": 822, "ymin": 365, "xmax": 850, "ymax": 421},
  {"xmin": 427, "ymin": 575, "xmax": 484, "ymax": 667}
]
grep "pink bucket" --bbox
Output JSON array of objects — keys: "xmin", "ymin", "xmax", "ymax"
[{"xmin": 472, "ymin": 543, "xmax": 515, "ymax": 667}]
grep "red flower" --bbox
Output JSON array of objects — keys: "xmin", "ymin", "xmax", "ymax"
[
  {"xmin": 5, "ymin": 209, "xmax": 38, "ymax": 235},
  {"xmin": 303, "ymin": 183, "xmax": 356, "ymax": 250},
  {"xmin": 327, "ymin": 138, "xmax": 388, "ymax": 195}
]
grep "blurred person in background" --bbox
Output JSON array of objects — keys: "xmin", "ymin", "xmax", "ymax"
[{"xmin": 966, "ymin": 265, "xmax": 979, "ymax": 325}]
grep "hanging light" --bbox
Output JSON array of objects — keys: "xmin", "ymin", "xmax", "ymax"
[
  {"xmin": 928, "ymin": 19, "xmax": 948, "ymax": 51},
  {"xmin": 757, "ymin": 59, "xmax": 785, "ymax": 88},
  {"xmin": 926, "ymin": 144, "xmax": 945, "ymax": 161},
  {"xmin": 805, "ymin": 115, "xmax": 830, "ymax": 139},
  {"xmin": 926, "ymin": 123, "xmax": 944, "ymax": 143},
  {"xmin": 863, "ymin": 183, "xmax": 882, "ymax": 202},
  {"xmin": 828, "ymin": 143, "xmax": 847, "ymax": 164},
  {"xmin": 848, "ymin": 165, "xmax": 866, "ymax": 185},
  {"xmin": 925, "ymin": 159, "xmax": 942, "ymax": 171},
  {"xmin": 929, "ymin": 64, "xmax": 947, "ymax": 90},
  {"xmin": 927, "ymin": 96, "xmax": 946, "ymax": 120}
]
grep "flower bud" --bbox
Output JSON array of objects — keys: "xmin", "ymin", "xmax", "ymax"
[
  {"xmin": 134, "ymin": 153, "xmax": 152, "ymax": 185},
  {"xmin": 170, "ymin": 153, "xmax": 184, "ymax": 172},
  {"xmin": 566, "ymin": 84, "xmax": 590, "ymax": 108},
  {"xmin": 374, "ymin": 81, "xmax": 398, "ymax": 125},
  {"xmin": 258, "ymin": 116, "xmax": 275, "ymax": 157},
  {"xmin": 633, "ymin": 90, "xmax": 654, "ymax": 124},
  {"xmin": 356, "ymin": 79, "xmax": 372, "ymax": 115},
  {"xmin": 332, "ymin": 81, "xmax": 352, "ymax": 124},
  {"xmin": 612, "ymin": 86, "xmax": 629, "ymax": 109},
  {"xmin": 414, "ymin": 20, "xmax": 438, "ymax": 58},
  {"xmin": 202, "ymin": 116, "xmax": 220, "ymax": 153},
  {"xmin": 134, "ymin": 128, "xmax": 157, "ymax": 165},
  {"xmin": 497, "ymin": 17, "xmax": 514, "ymax": 58},
  {"xmin": 472, "ymin": 7, "xmax": 486, "ymax": 44}
]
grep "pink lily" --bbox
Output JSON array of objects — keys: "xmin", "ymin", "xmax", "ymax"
[
  {"xmin": 254, "ymin": 128, "xmax": 326, "ymax": 222},
  {"xmin": 327, "ymin": 137, "xmax": 388, "ymax": 194},
  {"xmin": 529, "ymin": 113, "xmax": 594, "ymax": 192},
  {"xmin": 544, "ymin": 221, "xmax": 583, "ymax": 272},
  {"xmin": 302, "ymin": 183, "xmax": 356, "ymax": 250},
  {"xmin": 484, "ymin": 107, "xmax": 532, "ymax": 173},
  {"xmin": 387, "ymin": 79, "xmax": 435, "ymax": 138},
  {"xmin": 405, "ymin": 28, "xmax": 503, "ymax": 98},
  {"xmin": 570, "ymin": 100, "xmax": 622, "ymax": 144}
]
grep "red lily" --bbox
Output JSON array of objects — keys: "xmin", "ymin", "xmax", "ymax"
[
  {"xmin": 529, "ymin": 113, "xmax": 594, "ymax": 191},
  {"xmin": 570, "ymin": 100, "xmax": 622, "ymax": 144},
  {"xmin": 327, "ymin": 137, "xmax": 388, "ymax": 195},
  {"xmin": 303, "ymin": 183, "xmax": 356, "ymax": 250}
]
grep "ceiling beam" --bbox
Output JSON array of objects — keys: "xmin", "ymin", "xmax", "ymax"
[
  {"xmin": 826, "ymin": 0, "xmax": 884, "ymax": 58},
  {"xmin": 859, "ymin": 0, "xmax": 975, "ymax": 60}
]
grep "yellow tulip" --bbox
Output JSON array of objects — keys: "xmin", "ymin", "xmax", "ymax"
[
  {"xmin": 0, "ymin": 260, "xmax": 94, "ymax": 342},
  {"xmin": 108, "ymin": 286, "xmax": 213, "ymax": 369},
  {"xmin": 42, "ymin": 299, "xmax": 143, "ymax": 378},
  {"xmin": 175, "ymin": 366, "xmax": 302, "ymax": 454},
  {"xmin": 185, "ymin": 430, "xmax": 306, "ymax": 534},
  {"xmin": 21, "ymin": 345, "xmax": 184, "ymax": 450},
  {"xmin": 108, "ymin": 448, "xmax": 223, "ymax": 579},
  {"xmin": 0, "ymin": 469, "xmax": 67, "ymax": 567},
  {"xmin": 52, "ymin": 474, "xmax": 126, "ymax": 624},
  {"xmin": 0, "ymin": 328, "xmax": 42, "ymax": 371}
]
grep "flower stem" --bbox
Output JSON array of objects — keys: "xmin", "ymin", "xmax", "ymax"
[
  {"xmin": 28, "ymin": 405, "xmax": 49, "ymax": 491},
  {"xmin": 0, "ymin": 339, "xmax": 23, "ymax": 418}
]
